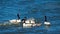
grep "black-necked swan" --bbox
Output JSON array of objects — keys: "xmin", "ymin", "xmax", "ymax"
[{"xmin": 44, "ymin": 16, "xmax": 51, "ymax": 25}]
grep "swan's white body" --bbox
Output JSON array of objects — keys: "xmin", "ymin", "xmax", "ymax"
[
  {"xmin": 25, "ymin": 18, "xmax": 35, "ymax": 24},
  {"xmin": 9, "ymin": 19, "xmax": 21, "ymax": 24},
  {"xmin": 44, "ymin": 22, "xmax": 50, "ymax": 25},
  {"xmin": 23, "ymin": 23, "xmax": 41, "ymax": 28}
]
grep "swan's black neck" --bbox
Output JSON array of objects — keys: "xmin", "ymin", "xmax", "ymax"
[
  {"xmin": 45, "ymin": 16, "xmax": 47, "ymax": 22},
  {"xmin": 21, "ymin": 17, "xmax": 27, "ymax": 23},
  {"xmin": 17, "ymin": 13, "xmax": 20, "ymax": 20}
]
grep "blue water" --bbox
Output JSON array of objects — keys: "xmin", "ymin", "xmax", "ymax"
[{"xmin": 0, "ymin": 0, "xmax": 60, "ymax": 34}]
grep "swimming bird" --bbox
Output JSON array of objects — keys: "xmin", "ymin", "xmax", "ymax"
[{"xmin": 44, "ymin": 16, "xmax": 51, "ymax": 26}]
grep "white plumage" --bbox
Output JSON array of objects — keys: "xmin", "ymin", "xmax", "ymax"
[
  {"xmin": 9, "ymin": 19, "xmax": 21, "ymax": 24},
  {"xmin": 44, "ymin": 22, "xmax": 50, "ymax": 25}
]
